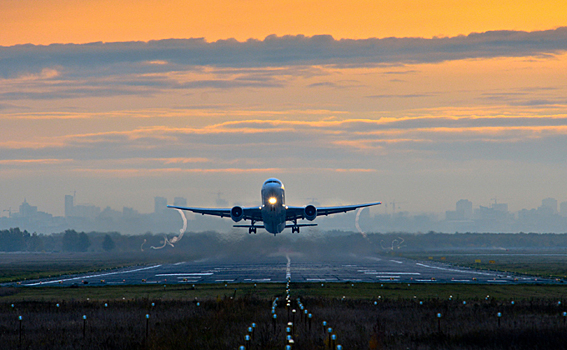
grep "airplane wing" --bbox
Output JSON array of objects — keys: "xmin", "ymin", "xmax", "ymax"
[
  {"xmin": 167, "ymin": 205, "xmax": 263, "ymax": 222},
  {"xmin": 286, "ymin": 202, "xmax": 381, "ymax": 221}
]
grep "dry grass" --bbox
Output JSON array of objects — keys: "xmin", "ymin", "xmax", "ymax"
[{"xmin": 3, "ymin": 293, "xmax": 567, "ymax": 349}]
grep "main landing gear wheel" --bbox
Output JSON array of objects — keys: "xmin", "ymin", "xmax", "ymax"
[
  {"xmin": 292, "ymin": 226, "xmax": 300, "ymax": 233},
  {"xmin": 248, "ymin": 227, "xmax": 257, "ymax": 234}
]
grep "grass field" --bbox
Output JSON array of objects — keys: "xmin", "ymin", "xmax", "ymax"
[
  {"xmin": 3, "ymin": 284, "xmax": 567, "ymax": 349},
  {"xmin": 403, "ymin": 250, "xmax": 567, "ymax": 280},
  {"xmin": 3, "ymin": 282, "xmax": 567, "ymax": 303}
]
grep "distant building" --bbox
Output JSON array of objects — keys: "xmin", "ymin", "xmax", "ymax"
[
  {"xmin": 456, "ymin": 199, "xmax": 473, "ymax": 219},
  {"xmin": 446, "ymin": 199, "xmax": 472, "ymax": 221},
  {"xmin": 122, "ymin": 207, "xmax": 139, "ymax": 218},
  {"xmin": 541, "ymin": 198, "xmax": 558, "ymax": 214},
  {"xmin": 19, "ymin": 199, "xmax": 38, "ymax": 217},
  {"xmin": 65, "ymin": 195, "xmax": 74, "ymax": 217},
  {"xmin": 64, "ymin": 194, "xmax": 100, "ymax": 219},
  {"xmin": 560, "ymin": 201, "xmax": 567, "ymax": 217},
  {"xmin": 154, "ymin": 197, "xmax": 167, "ymax": 214},
  {"xmin": 11, "ymin": 199, "xmax": 53, "ymax": 222},
  {"xmin": 72, "ymin": 204, "xmax": 101, "ymax": 220},
  {"xmin": 492, "ymin": 203, "xmax": 508, "ymax": 213}
]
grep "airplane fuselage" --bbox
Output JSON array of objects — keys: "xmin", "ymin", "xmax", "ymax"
[
  {"xmin": 260, "ymin": 178, "xmax": 287, "ymax": 234},
  {"xmin": 167, "ymin": 177, "xmax": 380, "ymax": 235}
]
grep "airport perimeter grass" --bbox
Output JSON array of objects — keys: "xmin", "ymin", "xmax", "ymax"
[
  {"xmin": 3, "ymin": 284, "xmax": 567, "ymax": 349},
  {"xmin": 403, "ymin": 251, "xmax": 567, "ymax": 280},
  {"xmin": 3, "ymin": 282, "xmax": 567, "ymax": 303}
]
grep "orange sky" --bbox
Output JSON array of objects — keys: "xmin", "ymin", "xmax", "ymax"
[
  {"xmin": 2, "ymin": 0, "xmax": 567, "ymax": 217},
  {"xmin": 2, "ymin": 0, "xmax": 567, "ymax": 45}
]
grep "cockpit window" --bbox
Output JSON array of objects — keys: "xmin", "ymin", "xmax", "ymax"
[{"xmin": 264, "ymin": 179, "xmax": 281, "ymax": 185}]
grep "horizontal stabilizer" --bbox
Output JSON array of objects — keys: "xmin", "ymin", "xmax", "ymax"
[{"xmin": 285, "ymin": 224, "xmax": 318, "ymax": 228}]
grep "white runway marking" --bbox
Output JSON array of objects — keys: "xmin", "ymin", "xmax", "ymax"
[
  {"xmin": 24, "ymin": 265, "xmax": 162, "ymax": 286},
  {"xmin": 306, "ymin": 278, "xmax": 338, "ymax": 281},
  {"xmin": 375, "ymin": 276, "xmax": 401, "ymax": 278},
  {"xmin": 415, "ymin": 263, "xmax": 492, "ymax": 276},
  {"xmin": 390, "ymin": 260, "xmax": 403, "ymax": 264},
  {"xmin": 155, "ymin": 273, "xmax": 213, "ymax": 276},
  {"xmin": 286, "ymin": 254, "xmax": 291, "ymax": 280},
  {"xmin": 359, "ymin": 270, "xmax": 420, "ymax": 275}
]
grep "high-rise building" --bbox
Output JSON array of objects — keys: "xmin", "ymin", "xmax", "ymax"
[
  {"xmin": 19, "ymin": 199, "xmax": 37, "ymax": 217},
  {"xmin": 456, "ymin": 199, "xmax": 473, "ymax": 219},
  {"xmin": 154, "ymin": 197, "xmax": 167, "ymax": 214},
  {"xmin": 492, "ymin": 203, "xmax": 508, "ymax": 213},
  {"xmin": 560, "ymin": 201, "xmax": 567, "ymax": 217},
  {"xmin": 65, "ymin": 195, "xmax": 74, "ymax": 217},
  {"xmin": 541, "ymin": 198, "xmax": 558, "ymax": 214}
]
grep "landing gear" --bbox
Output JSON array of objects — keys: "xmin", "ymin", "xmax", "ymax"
[
  {"xmin": 248, "ymin": 220, "xmax": 258, "ymax": 234},
  {"xmin": 291, "ymin": 219, "xmax": 300, "ymax": 233}
]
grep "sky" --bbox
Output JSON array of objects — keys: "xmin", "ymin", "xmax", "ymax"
[{"xmin": 1, "ymin": 1, "xmax": 567, "ymax": 217}]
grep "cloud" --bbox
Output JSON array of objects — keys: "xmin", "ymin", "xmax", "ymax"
[
  {"xmin": 2, "ymin": 28, "xmax": 567, "ymax": 79},
  {"xmin": 2, "ymin": 115, "xmax": 567, "ymax": 174}
]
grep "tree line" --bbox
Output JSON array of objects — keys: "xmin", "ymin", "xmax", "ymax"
[
  {"xmin": 2, "ymin": 228, "xmax": 567, "ymax": 254},
  {"xmin": 0, "ymin": 228, "xmax": 110, "ymax": 252}
]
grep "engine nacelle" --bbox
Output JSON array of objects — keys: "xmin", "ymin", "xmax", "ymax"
[
  {"xmin": 231, "ymin": 206, "xmax": 244, "ymax": 222},
  {"xmin": 304, "ymin": 205, "xmax": 317, "ymax": 221}
]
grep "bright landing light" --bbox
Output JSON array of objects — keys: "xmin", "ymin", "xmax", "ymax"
[{"xmin": 268, "ymin": 197, "xmax": 277, "ymax": 205}]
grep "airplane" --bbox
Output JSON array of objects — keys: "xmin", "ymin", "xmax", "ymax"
[{"xmin": 167, "ymin": 178, "xmax": 381, "ymax": 235}]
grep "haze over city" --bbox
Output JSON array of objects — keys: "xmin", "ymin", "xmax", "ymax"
[{"xmin": 1, "ymin": 1, "xmax": 567, "ymax": 224}]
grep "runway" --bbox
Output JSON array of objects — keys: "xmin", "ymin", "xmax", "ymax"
[{"xmin": 18, "ymin": 254, "xmax": 548, "ymax": 287}]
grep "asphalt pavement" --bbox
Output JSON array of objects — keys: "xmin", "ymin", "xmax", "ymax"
[{"xmin": 18, "ymin": 254, "xmax": 547, "ymax": 287}]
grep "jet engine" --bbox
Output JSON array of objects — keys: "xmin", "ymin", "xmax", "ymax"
[
  {"xmin": 231, "ymin": 206, "xmax": 244, "ymax": 222},
  {"xmin": 304, "ymin": 205, "xmax": 317, "ymax": 221}
]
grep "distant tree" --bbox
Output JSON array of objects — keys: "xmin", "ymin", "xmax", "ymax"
[
  {"xmin": 27, "ymin": 233, "xmax": 45, "ymax": 252},
  {"xmin": 77, "ymin": 232, "xmax": 91, "ymax": 252},
  {"xmin": 102, "ymin": 234, "xmax": 116, "ymax": 252},
  {"xmin": 62, "ymin": 230, "xmax": 78, "ymax": 251},
  {"xmin": 0, "ymin": 228, "xmax": 27, "ymax": 252},
  {"xmin": 62, "ymin": 230, "xmax": 91, "ymax": 252}
]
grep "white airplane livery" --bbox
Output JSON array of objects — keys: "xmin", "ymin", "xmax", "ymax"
[{"xmin": 167, "ymin": 178, "xmax": 381, "ymax": 235}]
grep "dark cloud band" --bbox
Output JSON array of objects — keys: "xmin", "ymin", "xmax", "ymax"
[{"xmin": 2, "ymin": 28, "xmax": 567, "ymax": 77}]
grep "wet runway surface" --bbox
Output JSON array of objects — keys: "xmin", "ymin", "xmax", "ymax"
[{"xmin": 17, "ymin": 254, "xmax": 550, "ymax": 287}]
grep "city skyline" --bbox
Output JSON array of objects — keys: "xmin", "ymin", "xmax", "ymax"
[
  {"xmin": 2, "ymin": 191, "xmax": 567, "ymax": 218},
  {"xmin": 2, "ymin": 192, "xmax": 567, "ymax": 235}
]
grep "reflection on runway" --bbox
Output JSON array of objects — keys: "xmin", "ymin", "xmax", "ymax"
[{"xmin": 17, "ymin": 255, "xmax": 549, "ymax": 287}]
